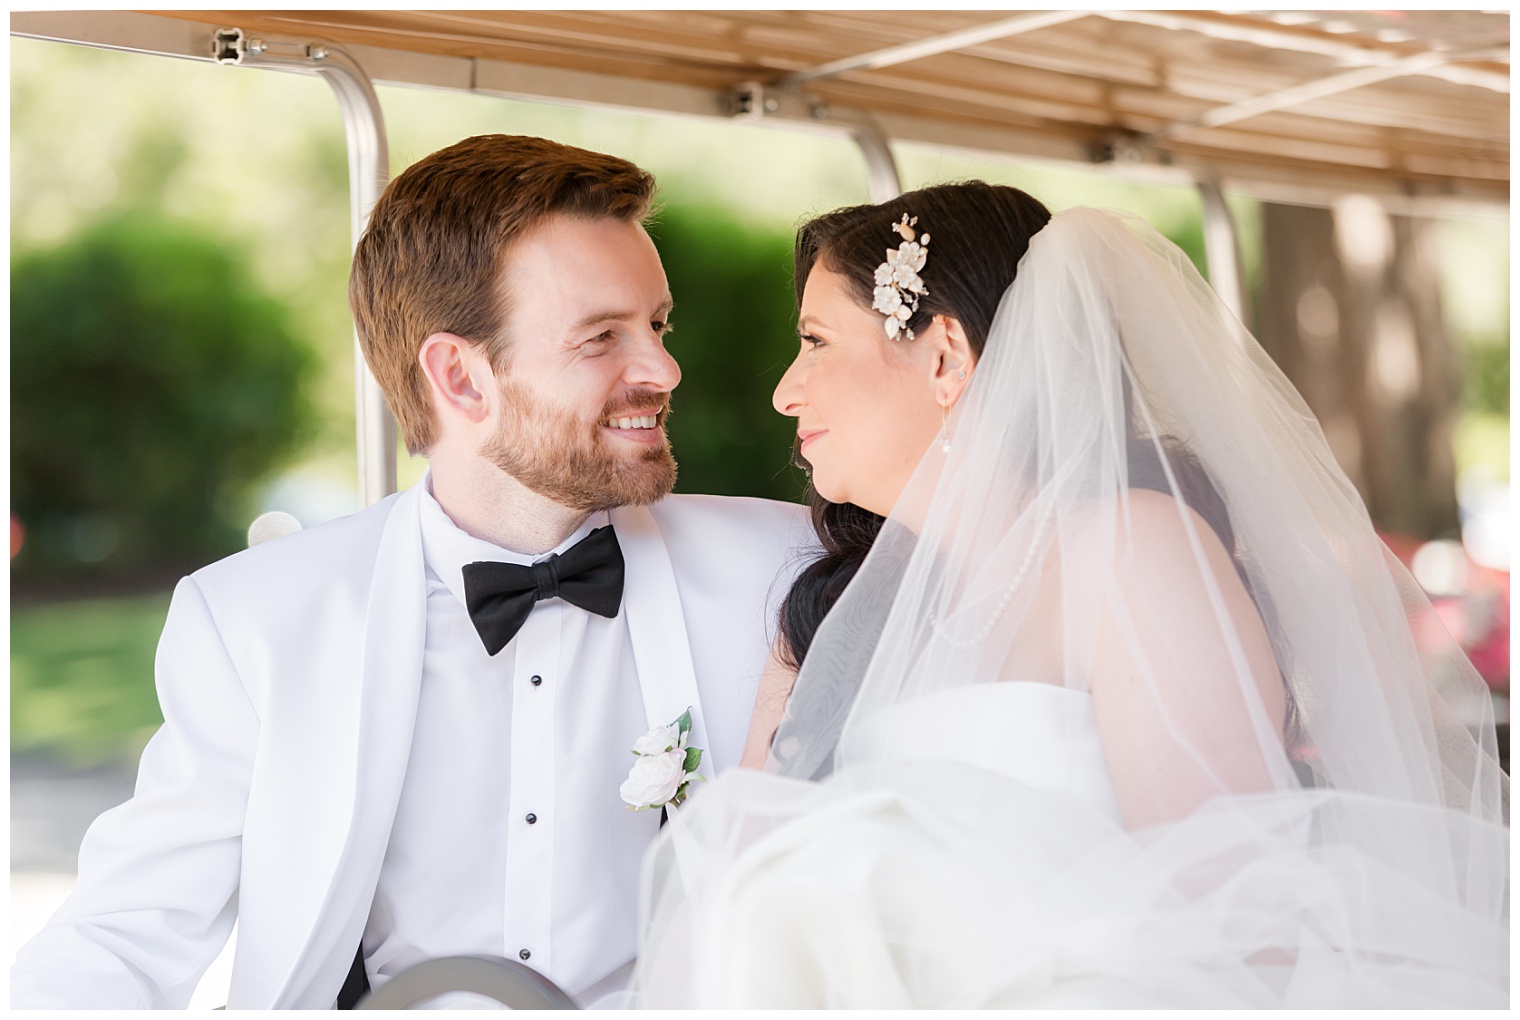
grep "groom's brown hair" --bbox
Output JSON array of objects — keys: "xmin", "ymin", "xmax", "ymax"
[{"xmin": 349, "ymin": 134, "xmax": 656, "ymax": 453}]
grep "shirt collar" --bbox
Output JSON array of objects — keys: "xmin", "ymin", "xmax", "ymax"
[{"xmin": 417, "ymin": 470, "xmax": 608, "ymax": 610}]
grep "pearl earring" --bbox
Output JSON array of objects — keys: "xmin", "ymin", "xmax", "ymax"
[{"xmin": 940, "ymin": 402, "xmax": 953, "ymax": 454}]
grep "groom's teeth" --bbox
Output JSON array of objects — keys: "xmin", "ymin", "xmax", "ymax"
[
  {"xmin": 618, "ymin": 417, "xmax": 632, "ymax": 429},
  {"xmin": 608, "ymin": 415, "xmax": 659, "ymax": 429}
]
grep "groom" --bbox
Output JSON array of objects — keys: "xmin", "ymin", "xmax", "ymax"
[{"xmin": 12, "ymin": 135, "xmax": 811, "ymax": 1008}]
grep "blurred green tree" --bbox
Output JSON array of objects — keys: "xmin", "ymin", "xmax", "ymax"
[
  {"xmin": 651, "ymin": 204, "xmax": 808, "ymax": 504},
  {"xmin": 12, "ymin": 212, "xmax": 318, "ymax": 581},
  {"xmin": 1464, "ymin": 336, "xmax": 1508, "ymax": 417}
]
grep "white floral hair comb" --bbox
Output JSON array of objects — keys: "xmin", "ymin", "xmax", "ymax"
[{"xmin": 872, "ymin": 214, "xmax": 930, "ymax": 340}]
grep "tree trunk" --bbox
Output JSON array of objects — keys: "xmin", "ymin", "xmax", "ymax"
[{"xmin": 1255, "ymin": 200, "xmax": 1460, "ymax": 541}]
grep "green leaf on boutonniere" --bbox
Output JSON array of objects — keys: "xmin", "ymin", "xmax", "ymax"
[
  {"xmin": 683, "ymin": 746, "xmax": 702, "ymax": 774},
  {"xmin": 676, "ymin": 708, "xmax": 693, "ymax": 737}
]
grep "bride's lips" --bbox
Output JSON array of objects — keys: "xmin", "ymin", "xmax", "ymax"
[{"xmin": 798, "ymin": 428, "xmax": 827, "ymax": 454}]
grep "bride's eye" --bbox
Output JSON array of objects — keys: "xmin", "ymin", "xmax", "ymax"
[{"xmin": 798, "ymin": 331, "xmax": 824, "ymax": 349}]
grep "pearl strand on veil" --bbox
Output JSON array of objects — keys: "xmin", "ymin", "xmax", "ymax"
[{"xmin": 930, "ymin": 503, "xmax": 1054, "ymax": 649}]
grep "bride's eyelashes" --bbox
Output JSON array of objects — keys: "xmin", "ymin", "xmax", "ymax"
[{"xmin": 798, "ymin": 331, "xmax": 825, "ymax": 349}]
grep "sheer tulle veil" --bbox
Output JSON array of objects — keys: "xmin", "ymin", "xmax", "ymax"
[{"xmin": 638, "ymin": 207, "xmax": 1507, "ymax": 1005}]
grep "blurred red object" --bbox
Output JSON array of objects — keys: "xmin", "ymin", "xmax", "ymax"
[
  {"xmin": 1447, "ymin": 564, "xmax": 1510, "ymax": 691},
  {"xmin": 10, "ymin": 514, "xmax": 23, "ymax": 560},
  {"xmin": 1381, "ymin": 531, "xmax": 1509, "ymax": 693}
]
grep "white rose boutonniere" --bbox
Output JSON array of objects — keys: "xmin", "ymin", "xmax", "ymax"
[
  {"xmin": 620, "ymin": 708, "xmax": 703, "ymax": 811},
  {"xmin": 632, "ymin": 722, "xmax": 681, "ymax": 756}
]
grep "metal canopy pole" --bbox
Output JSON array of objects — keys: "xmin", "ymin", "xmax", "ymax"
[
  {"xmin": 1196, "ymin": 176, "xmax": 1248, "ymax": 326},
  {"xmin": 733, "ymin": 82, "xmax": 903, "ymax": 203},
  {"xmin": 851, "ymin": 123, "xmax": 903, "ymax": 203},
  {"xmin": 213, "ymin": 28, "xmax": 398, "ymax": 506},
  {"xmin": 831, "ymin": 114, "xmax": 904, "ymax": 203}
]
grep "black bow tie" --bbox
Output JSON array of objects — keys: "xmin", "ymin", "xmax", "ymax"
[{"xmin": 461, "ymin": 525, "xmax": 625, "ymax": 656}]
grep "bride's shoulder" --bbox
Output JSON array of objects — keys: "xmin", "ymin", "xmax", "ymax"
[{"xmin": 1062, "ymin": 487, "xmax": 1237, "ymax": 583}]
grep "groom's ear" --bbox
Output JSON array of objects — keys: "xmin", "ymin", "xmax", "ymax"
[
  {"xmin": 929, "ymin": 314, "xmax": 975, "ymax": 407},
  {"xmin": 418, "ymin": 332, "xmax": 494, "ymax": 429}
]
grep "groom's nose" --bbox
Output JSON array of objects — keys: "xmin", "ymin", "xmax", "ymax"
[{"xmin": 623, "ymin": 331, "xmax": 681, "ymax": 393}]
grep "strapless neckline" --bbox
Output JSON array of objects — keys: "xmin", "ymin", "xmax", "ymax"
[{"xmin": 840, "ymin": 682, "xmax": 1123, "ymax": 822}]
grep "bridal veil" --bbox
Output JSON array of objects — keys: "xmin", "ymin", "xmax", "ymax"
[{"xmin": 637, "ymin": 207, "xmax": 1507, "ymax": 1006}]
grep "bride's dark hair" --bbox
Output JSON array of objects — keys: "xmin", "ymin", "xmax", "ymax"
[{"xmin": 778, "ymin": 182, "xmax": 1255, "ymax": 678}]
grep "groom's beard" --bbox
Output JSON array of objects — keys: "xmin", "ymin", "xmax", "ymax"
[{"xmin": 482, "ymin": 381, "xmax": 677, "ymax": 512}]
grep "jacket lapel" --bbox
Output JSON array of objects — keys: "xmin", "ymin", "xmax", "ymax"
[
  {"xmin": 611, "ymin": 504, "xmax": 712, "ymax": 779},
  {"xmin": 268, "ymin": 484, "xmax": 428, "ymax": 1008}
]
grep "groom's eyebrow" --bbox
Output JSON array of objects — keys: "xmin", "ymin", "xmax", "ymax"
[{"xmin": 570, "ymin": 297, "xmax": 674, "ymax": 331}]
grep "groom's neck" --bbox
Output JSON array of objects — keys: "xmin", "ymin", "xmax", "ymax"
[{"xmin": 427, "ymin": 450, "xmax": 591, "ymax": 556}]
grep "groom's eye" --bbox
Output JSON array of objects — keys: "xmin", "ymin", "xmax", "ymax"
[
  {"xmin": 652, "ymin": 320, "xmax": 671, "ymax": 337},
  {"xmin": 576, "ymin": 329, "xmax": 616, "ymax": 354}
]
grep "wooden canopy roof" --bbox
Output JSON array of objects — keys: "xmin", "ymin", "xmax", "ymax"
[
  {"xmin": 15, "ymin": 10, "xmax": 1511, "ymax": 205},
  {"xmin": 159, "ymin": 9, "xmax": 1510, "ymax": 201}
]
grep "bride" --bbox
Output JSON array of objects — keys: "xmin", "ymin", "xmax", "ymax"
[{"xmin": 631, "ymin": 184, "xmax": 1508, "ymax": 1007}]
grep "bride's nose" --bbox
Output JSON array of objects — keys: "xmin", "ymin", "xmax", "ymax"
[{"xmin": 773, "ymin": 353, "xmax": 806, "ymax": 417}]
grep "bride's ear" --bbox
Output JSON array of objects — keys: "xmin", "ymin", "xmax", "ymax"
[{"xmin": 929, "ymin": 314, "xmax": 975, "ymax": 408}]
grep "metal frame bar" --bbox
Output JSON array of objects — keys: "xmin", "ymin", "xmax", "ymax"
[
  {"xmin": 847, "ymin": 119, "xmax": 903, "ymax": 203},
  {"xmin": 1195, "ymin": 177, "xmax": 1248, "ymax": 325},
  {"xmin": 737, "ymin": 88, "xmax": 902, "ymax": 202},
  {"xmin": 210, "ymin": 27, "xmax": 398, "ymax": 506}
]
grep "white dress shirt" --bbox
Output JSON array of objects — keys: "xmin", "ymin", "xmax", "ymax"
[{"xmin": 363, "ymin": 481, "xmax": 661, "ymax": 999}]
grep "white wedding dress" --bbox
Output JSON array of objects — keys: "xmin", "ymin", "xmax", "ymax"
[
  {"xmin": 633, "ymin": 208, "xmax": 1507, "ymax": 1008},
  {"xmin": 634, "ymin": 682, "xmax": 1504, "ymax": 1009}
]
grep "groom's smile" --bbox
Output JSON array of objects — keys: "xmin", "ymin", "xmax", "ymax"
[{"xmin": 601, "ymin": 405, "xmax": 667, "ymax": 445}]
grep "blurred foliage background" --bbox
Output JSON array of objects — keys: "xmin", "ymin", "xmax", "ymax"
[
  {"xmin": 10, "ymin": 37, "xmax": 1509, "ymax": 767},
  {"xmin": 13, "ymin": 215, "xmax": 317, "ymax": 583},
  {"xmin": 649, "ymin": 205, "xmax": 806, "ymax": 499}
]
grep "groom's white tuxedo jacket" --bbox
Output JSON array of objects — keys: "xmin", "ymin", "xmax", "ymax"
[{"xmin": 11, "ymin": 481, "xmax": 812, "ymax": 1009}]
